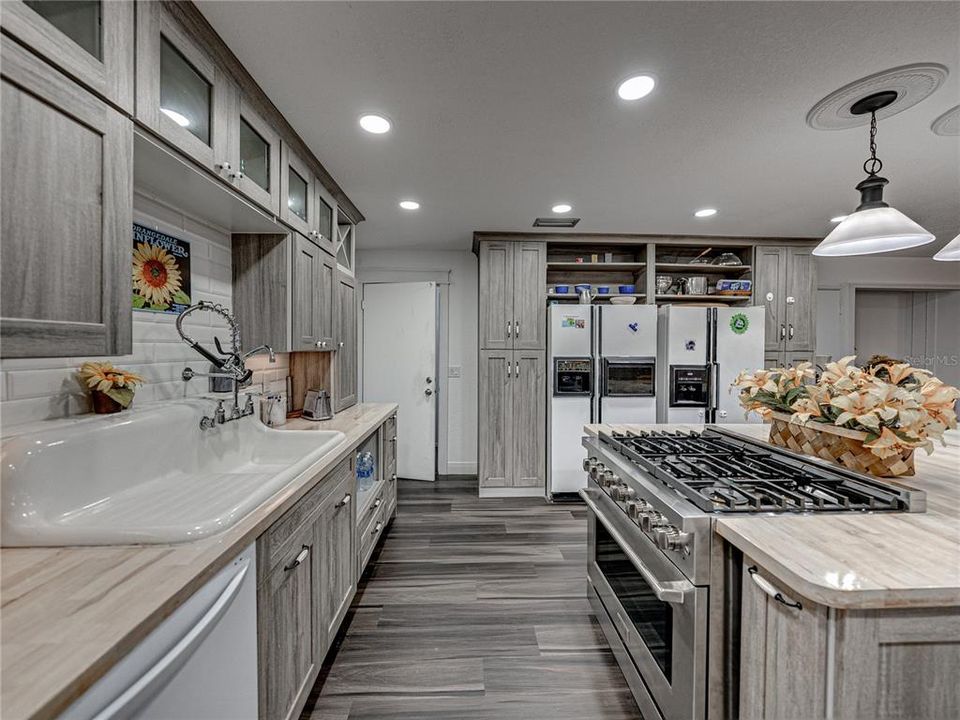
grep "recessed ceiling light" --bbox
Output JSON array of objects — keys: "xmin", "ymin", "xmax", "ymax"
[
  {"xmin": 359, "ymin": 114, "xmax": 391, "ymax": 134},
  {"xmin": 161, "ymin": 107, "xmax": 190, "ymax": 127},
  {"xmin": 552, "ymin": 203, "xmax": 572, "ymax": 214},
  {"xmin": 617, "ymin": 75, "xmax": 656, "ymax": 101},
  {"xmin": 399, "ymin": 200, "xmax": 420, "ymax": 210},
  {"xmin": 694, "ymin": 208, "xmax": 717, "ymax": 218},
  {"xmin": 831, "ymin": 215, "xmax": 848, "ymax": 223}
]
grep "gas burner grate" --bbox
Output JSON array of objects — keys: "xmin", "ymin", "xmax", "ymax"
[{"xmin": 600, "ymin": 429, "xmax": 910, "ymax": 514}]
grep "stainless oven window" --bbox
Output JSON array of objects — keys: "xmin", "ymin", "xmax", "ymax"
[
  {"xmin": 605, "ymin": 363, "xmax": 655, "ymax": 396},
  {"xmin": 595, "ymin": 522, "xmax": 673, "ymax": 681}
]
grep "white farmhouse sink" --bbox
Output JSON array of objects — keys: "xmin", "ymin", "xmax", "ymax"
[{"xmin": 1, "ymin": 399, "xmax": 345, "ymax": 546}]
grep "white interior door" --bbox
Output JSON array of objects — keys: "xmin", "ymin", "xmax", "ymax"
[{"xmin": 362, "ymin": 282, "xmax": 437, "ymax": 481}]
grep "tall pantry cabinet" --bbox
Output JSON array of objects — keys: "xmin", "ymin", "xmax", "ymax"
[
  {"xmin": 754, "ymin": 246, "xmax": 817, "ymax": 368},
  {"xmin": 477, "ymin": 240, "xmax": 547, "ymax": 495}
]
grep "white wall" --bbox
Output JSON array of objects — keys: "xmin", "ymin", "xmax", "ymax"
[
  {"xmin": 356, "ymin": 249, "xmax": 478, "ymax": 474},
  {"xmin": 815, "ymin": 255, "xmax": 960, "ymax": 371},
  {"xmin": 0, "ymin": 194, "xmax": 288, "ymax": 429}
]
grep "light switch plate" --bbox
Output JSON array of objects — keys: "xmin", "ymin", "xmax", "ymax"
[{"xmin": 448, "ymin": 365, "xmax": 462, "ymax": 378}]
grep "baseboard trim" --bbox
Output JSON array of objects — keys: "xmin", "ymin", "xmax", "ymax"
[
  {"xmin": 446, "ymin": 460, "xmax": 477, "ymax": 474},
  {"xmin": 478, "ymin": 486, "xmax": 545, "ymax": 499}
]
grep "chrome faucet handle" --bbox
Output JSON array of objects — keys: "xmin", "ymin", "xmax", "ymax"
[{"xmin": 214, "ymin": 400, "xmax": 226, "ymax": 425}]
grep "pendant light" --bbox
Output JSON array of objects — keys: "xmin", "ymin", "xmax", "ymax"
[
  {"xmin": 814, "ymin": 92, "xmax": 935, "ymax": 257},
  {"xmin": 933, "ymin": 233, "xmax": 960, "ymax": 261}
]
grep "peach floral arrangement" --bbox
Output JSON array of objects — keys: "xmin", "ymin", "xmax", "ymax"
[
  {"xmin": 78, "ymin": 361, "xmax": 145, "ymax": 412},
  {"xmin": 733, "ymin": 356, "xmax": 959, "ymax": 461}
]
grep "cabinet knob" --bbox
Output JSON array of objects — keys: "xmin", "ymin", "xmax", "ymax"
[
  {"xmin": 231, "ymin": 170, "xmax": 245, "ymax": 180},
  {"xmin": 424, "ymin": 388, "xmax": 433, "ymax": 396},
  {"xmin": 218, "ymin": 161, "xmax": 231, "ymax": 172},
  {"xmin": 786, "ymin": 296, "xmax": 796, "ymax": 304},
  {"xmin": 316, "ymin": 340, "xmax": 327, "ymax": 348},
  {"xmin": 339, "ymin": 341, "xmax": 345, "ymax": 348}
]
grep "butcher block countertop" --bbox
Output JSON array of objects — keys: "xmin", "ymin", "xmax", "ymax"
[
  {"xmin": 585, "ymin": 423, "xmax": 960, "ymax": 610},
  {"xmin": 0, "ymin": 402, "xmax": 397, "ymax": 720}
]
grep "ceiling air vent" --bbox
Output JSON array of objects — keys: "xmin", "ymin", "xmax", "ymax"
[{"xmin": 533, "ymin": 216, "xmax": 580, "ymax": 228}]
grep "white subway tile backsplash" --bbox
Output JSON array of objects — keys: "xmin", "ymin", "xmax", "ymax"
[{"xmin": 0, "ymin": 202, "xmax": 239, "ymax": 430}]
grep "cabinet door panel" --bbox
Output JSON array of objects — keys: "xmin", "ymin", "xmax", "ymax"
[
  {"xmin": 479, "ymin": 350, "xmax": 513, "ymax": 487},
  {"xmin": 512, "ymin": 350, "xmax": 546, "ymax": 488},
  {"xmin": 1, "ymin": 38, "xmax": 132, "ymax": 358},
  {"xmin": 317, "ymin": 250, "xmax": 335, "ymax": 348},
  {"xmin": 754, "ymin": 247, "xmax": 787, "ymax": 354},
  {"xmin": 316, "ymin": 465, "xmax": 356, "ymax": 656},
  {"xmin": 258, "ymin": 527, "xmax": 318, "ymax": 720},
  {"xmin": 334, "ymin": 274, "xmax": 358, "ymax": 410},
  {"xmin": 2, "ymin": 0, "xmax": 134, "ymax": 113},
  {"xmin": 136, "ymin": 4, "xmax": 226, "ymax": 172},
  {"xmin": 231, "ymin": 97, "xmax": 281, "ymax": 214},
  {"xmin": 785, "ymin": 248, "xmax": 816, "ymax": 353},
  {"xmin": 512, "ymin": 242, "xmax": 547, "ymax": 350},
  {"xmin": 281, "ymin": 146, "xmax": 316, "ymax": 239},
  {"xmin": 293, "ymin": 234, "xmax": 319, "ymax": 349},
  {"xmin": 479, "ymin": 242, "xmax": 514, "ymax": 350}
]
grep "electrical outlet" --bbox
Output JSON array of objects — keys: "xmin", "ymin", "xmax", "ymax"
[{"xmin": 448, "ymin": 365, "xmax": 462, "ymax": 378}]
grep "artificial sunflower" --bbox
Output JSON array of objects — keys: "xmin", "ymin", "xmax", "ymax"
[
  {"xmin": 77, "ymin": 362, "xmax": 144, "ymax": 410},
  {"xmin": 133, "ymin": 242, "xmax": 183, "ymax": 308}
]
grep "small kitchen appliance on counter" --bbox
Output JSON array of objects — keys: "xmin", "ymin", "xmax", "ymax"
[{"xmin": 302, "ymin": 388, "xmax": 333, "ymax": 421}]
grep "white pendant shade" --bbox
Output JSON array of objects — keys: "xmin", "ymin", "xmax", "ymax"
[
  {"xmin": 813, "ymin": 206, "xmax": 935, "ymax": 257},
  {"xmin": 933, "ymin": 233, "xmax": 960, "ymax": 261}
]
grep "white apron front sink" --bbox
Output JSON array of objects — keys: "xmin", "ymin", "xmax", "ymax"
[{"xmin": 1, "ymin": 399, "xmax": 345, "ymax": 546}]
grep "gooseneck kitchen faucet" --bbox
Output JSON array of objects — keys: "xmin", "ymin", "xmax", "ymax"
[{"xmin": 176, "ymin": 301, "xmax": 275, "ymax": 428}]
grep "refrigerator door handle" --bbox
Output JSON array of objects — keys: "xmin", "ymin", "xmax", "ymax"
[{"xmin": 710, "ymin": 361, "xmax": 720, "ymax": 415}]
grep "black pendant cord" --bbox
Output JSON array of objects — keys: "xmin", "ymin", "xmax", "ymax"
[{"xmin": 863, "ymin": 110, "xmax": 883, "ymax": 177}]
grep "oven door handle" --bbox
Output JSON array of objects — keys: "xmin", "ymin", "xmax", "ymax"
[{"xmin": 580, "ymin": 489, "xmax": 693, "ymax": 605}]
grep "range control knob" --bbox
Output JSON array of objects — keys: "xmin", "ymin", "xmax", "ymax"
[
  {"xmin": 589, "ymin": 463, "xmax": 606, "ymax": 479},
  {"xmin": 654, "ymin": 526, "xmax": 680, "ymax": 550},
  {"xmin": 626, "ymin": 499, "xmax": 650, "ymax": 519},
  {"xmin": 609, "ymin": 484, "xmax": 627, "ymax": 500},
  {"xmin": 600, "ymin": 470, "xmax": 618, "ymax": 487},
  {"xmin": 640, "ymin": 511, "xmax": 664, "ymax": 532},
  {"xmin": 582, "ymin": 456, "xmax": 598, "ymax": 472},
  {"xmin": 668, "ymin": 531, "xmax": 693, "ymax": 553}
]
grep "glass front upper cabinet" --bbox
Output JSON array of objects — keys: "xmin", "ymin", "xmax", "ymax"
[
  {"xmin": 317, "ymin": 196, "xmax": 333, "ymax": 244},
  {"xmin": 239, "ymin": 117, "xmax": 269, "ymax": 192},
  {"xmin": 281, "ymin": 146, "xmax": 315, "ymax": 238},
  {"xmin": 159, "ymin": 36, "xmax": 211, "ymax": 146},
  {"xmin": 6, "ymin": 1, "xmax": 133, "ymax": 112},
  {"xmin": 24, "ymin": 1, "xmax": 101, "ymax": 59}
]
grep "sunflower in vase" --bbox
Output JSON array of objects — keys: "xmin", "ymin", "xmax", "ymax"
[{"xmin": 78, "ymin": 362, "xmax": 145, "ymax": 414}]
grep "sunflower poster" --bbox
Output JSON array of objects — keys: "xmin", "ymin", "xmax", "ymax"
[{"xmin": 132, "ymin": 224, "xmax": 192, "ymax": 314}]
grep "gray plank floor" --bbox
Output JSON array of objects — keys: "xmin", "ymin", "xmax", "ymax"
[{"xmin": 302, "ymin": 477, "xmax": 640, "ymax": 719}]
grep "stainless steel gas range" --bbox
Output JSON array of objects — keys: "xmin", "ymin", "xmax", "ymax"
[{"xmin": 580, "ymin": 427, "xmax": 924, "ymax": 720}]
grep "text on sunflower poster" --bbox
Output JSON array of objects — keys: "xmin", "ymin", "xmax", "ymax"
[{"xmin": 132, "ymin": 224, "xmax": 192, "ymax": 314}]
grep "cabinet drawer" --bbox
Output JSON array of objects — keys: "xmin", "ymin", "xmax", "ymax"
[
  {"xmin": 358, "ymin": 487, "xmax": 387, "ymax": 537},
  {"xmin": 358, "ymin": 503, "xmax": 387, "ymax": 574},
  {"xmin": 260, "ymin": 457, "xmax": 351, "ymax": 575}
]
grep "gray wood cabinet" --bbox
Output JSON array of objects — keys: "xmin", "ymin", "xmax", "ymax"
[
  {"xmin": 1, "ymin": 0, "xmax": 134, "ymax": 114},
  {"xmin": 257, "ymin": 518, "xmax": 319, "ymax": 720},
  {"xmin": 479, "ymin": 240, "xmax": 546, "ymax": 350},
  {"xmin": 257, "ymin": 456, "xmax": 358, "ymax": 720},
  {"xmin": 227, "ymin": 96, "xmax": 282, "ymax": 214},
  {"xmin": 293, "ymin": 235, "xmax": 335, "ymax": 351},
  {"xmin": 135, "ymin": 1, "xmax": 233, "ymax": 174},
  {"xmin": 334, "ymin": 273, "xmax": 358, "ymax": 411},
  {"xmin": 233, "ymin": 233, "xmax": 335, "ymax": 353},
  {"xmin": 1, "ymin": 36, "xmax": 132, "ymax": 358},
  {"xmin": 754, "ymin": 246, "xmax": 817, "ymax": 366},
  {"xmin": 738, "ymin": 557, "xmax": 960, "ymax": 720},
  {"xmin": 478, "ymin": 349, "xmax": 545, "ymax": 490}
]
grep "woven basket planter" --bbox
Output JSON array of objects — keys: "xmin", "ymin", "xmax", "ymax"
[{"xmin": 767, "ymin": 411, "xmax": 915, "ymax": 478}]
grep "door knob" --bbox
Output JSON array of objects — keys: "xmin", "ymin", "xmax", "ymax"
[{"xmin": 424, "ymin": 388, "xmax": 433, "ymax": 396}]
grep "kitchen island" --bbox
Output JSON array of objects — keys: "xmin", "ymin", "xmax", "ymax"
[{"xmin": 585, "ymin": 422, "xmax": 960, "ymax": 720}]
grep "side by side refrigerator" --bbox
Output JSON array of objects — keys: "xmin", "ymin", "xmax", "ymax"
[
  {"xmin": 547, "ymin": 303, "xmax": 658, "ymax": 498},
  {"xmin": 656, "ymin": 305, "xmax": 765, "ymax": 424}
]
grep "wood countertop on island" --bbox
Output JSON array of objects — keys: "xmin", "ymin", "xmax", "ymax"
[
  {"xmin": 584, "ymin": 423, "xmax": 960, "ymax": 610},
  {"xmin": 0, "ymin": 403, "xmax": 397, "ymax": 720}
]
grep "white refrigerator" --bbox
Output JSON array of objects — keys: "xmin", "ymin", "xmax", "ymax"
[
  {"xmin": 656, "ymin": 305, "xmax": 765, "ymax": 424},
  {"xmin": 547, "ymin": 304, "xmax": 659, "ymax": 497}
]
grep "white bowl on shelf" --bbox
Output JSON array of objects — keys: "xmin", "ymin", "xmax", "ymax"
[{"xmin": 609, "ymin": 296, "xmax": 637, "ymax": 305}]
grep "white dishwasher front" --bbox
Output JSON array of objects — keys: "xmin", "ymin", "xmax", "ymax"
[{"xmin": 62, "ymin": 543, "xmax": 258, "ymax": 720}]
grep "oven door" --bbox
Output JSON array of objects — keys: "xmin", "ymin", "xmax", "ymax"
[
  {"xmin": 582, "ymin": 487, "xmax": 708, "ymax": 720},
  {"xmin": 602, "ymin": 358, "xmax": 655, "ymax": 397}
]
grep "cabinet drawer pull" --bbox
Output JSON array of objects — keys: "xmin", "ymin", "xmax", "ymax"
[
  {"xmin": 748, "ymin": 566, "xmax": 802, "ymax": 610},
  {"xmin": 506, "ymin": 320, "xmax": 512, "ymax": 338},
  {"xmin": 788, "ymin": 323, "xmax": 794, "ymax": 340},
  {"xmin": 336, "ymin": 493, "xmax": 351, "ymax": 508},
  {"xmin": 391, "ymin": 473, "xmax": 397, "ymax": 482},
  {"xmin": 515, "ymin": 321, "xmax": 520, "ymax": 338},
  {"xmin": 284, "ymin": 546, "xmax": 310, "ymax": 571},
  {"xmin": 371, "ymin": 521, "xmax": 384, "ymax": 535},
  {"xmin": 779, "ymin": 324, "xmax": 786, "ymax": 341},
  {"xmin": 390, "ymin": 436, "xmax": 397, "ymax": 444},
  {"xmin": 373, "ymin": 497, "xmax": 382, "ymax": 509}
]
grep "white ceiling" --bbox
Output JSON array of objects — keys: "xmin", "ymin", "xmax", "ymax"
[{"xmin": 198, "ymin": 1, "xmax": 960, "ymax": 253}]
